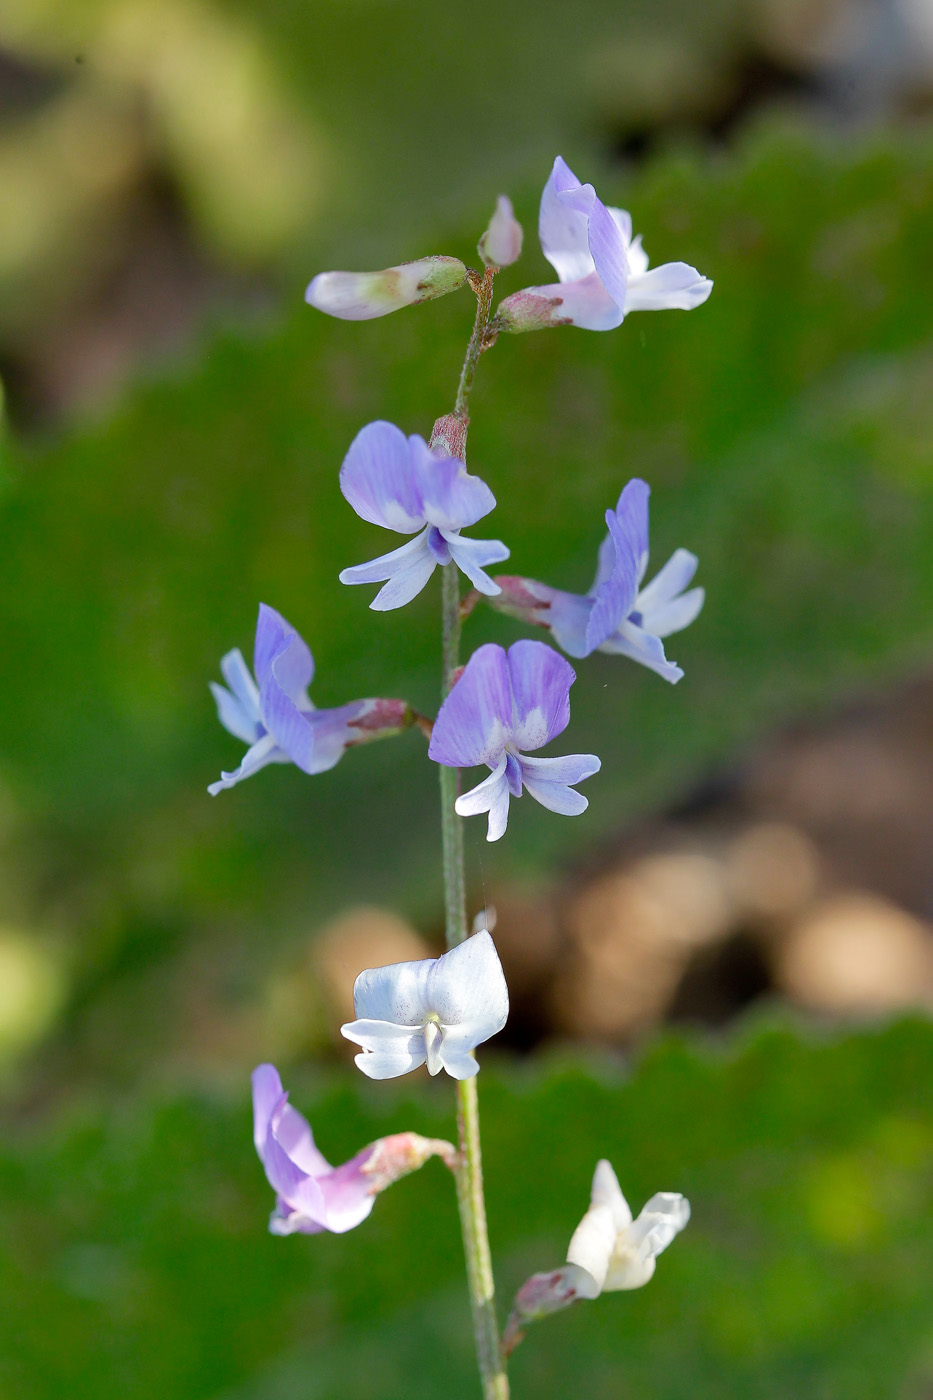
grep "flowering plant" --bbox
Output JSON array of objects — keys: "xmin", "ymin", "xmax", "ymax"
[{"xmin": 209, "ymin": 155, "xmax": 711, "ymax": 1397}]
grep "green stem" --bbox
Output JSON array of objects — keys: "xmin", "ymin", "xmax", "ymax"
[
  {"xmin": 440, "ymin": 268, "xmax": 509, "ymax": 1399},
  {"xmin": 454, "ymin": 266, "xmax": 497, "ymax": 441}
]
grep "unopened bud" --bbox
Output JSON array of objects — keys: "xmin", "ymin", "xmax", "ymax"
[
  {"xmin": 345, "ymin": 698, "xmax": 415, "ymax": 745},
  {"xmin": 494, "ymin": 288, "xmax": 570, "ymax": 334},
  {"xmin": 478, "ymin": 195, "xmax": 523, "ymax": 268},
  {"xmin": 485, "ymin": 575, "xmax": 551, "ymax": 628},
  {"xmin": 306, "ymin": 256, "xmax": 467, "ymax": 321}
]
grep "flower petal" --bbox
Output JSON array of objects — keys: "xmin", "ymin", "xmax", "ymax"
[
  {"xmin": 539, "ymin": 156, "xmax": 593, "ymax": 283},
  {"xmin": 340, "ymin": 531, "xmax": 438, "ymax": 611},
  {"xmin": 353, "ymin": 1048, "xmax": 427, "ymax": 1079},
  {"xmin": 436, "ymin": 1041, "xmax": 481, "ymax": 1079},
  {"xmin": 636, "ymin": 547, "xmax": 698, "ymax": 614},
  {"xmin": 585, "ymin": 513, "xmax": 639, "ymax": 653},
  {"xmin": 455, "ymin": 755, "xmax": 512, "ymax": 841},
  {"xmin": 340, "ymin": 1018, "xmax": 424, "ymax": 1053},
  {"xmin": 599, "ymin": 619, "xmax": 684, "ymax": 684},
  {"xmin": 543, "ymin": 588, "xmax": 594, "ymax": 659},
  {"xmin": 219, "ymin": 648, "xmax": 262, "ymax": 723},
  {"xmin": 253, "ymin": 604, "xmax": 314, "ymax": 698},
  {"xmin": 589, "ymin": 1158, "xmax": 633, "ymax": 1232},
  {"xmin": 612, "ymin": 478, "xmax": 651, "ymax": 580},
  {"xmin": 426, "ymin": 929, "xmax": 509, "ymax": 1039},
  {"xmin": 316, "ymin": 1150, "xmax": 378, "ymax": 1232},
  {"xmin": 566, "ymin": 1199, "xmax": 617, "ymax": 1296},
  {"xmin": 443, "ymin": 531, "xmax": 510, "ymax": 595},
  {"xmin": 604, "ymin": 1191, "xmax": 690, "ymax": 1291},
  {"xmin": 625, "ymin": 262, "xmax": 713, "ymax": 313},
  {"xmin": 585, "ymin": 193, "xmax": 629, "ymax": 313},
  {"xmin": 208, "ymin": 732, "xmax": 286, "ymax": 795},
  {"xmin": 350, "ymin": 958, "xmax": 436, "ymax": 1025},
  {"xmin": 644, "ymin": 586, "xmax": 705, "ymax": 639},
  {"xmin": 519, "ymin": 751, "xmax": 601, "ymax": 788},
  {"xmin": 506, "ymin": 639, "xmax": 576, "ymax": 750},
  {"xmin": 411, "ymin": 437, "xmax": 497, "ymax": 530},
  {"xmin": 340, "ymin": 421, "xmax": 426, "ymax": 533},
  {"xmin": 252, "ymin": 1063, "xmax": 285, "ymax": 1156},
  {"xmin": 518, "ymin": 272, "xmax": 624, "ymax": 331},
  {"xmin": 210, "ymin": 681, "xmax": 262, "ymax": 746},
  {"xmin": 274, "ymin": 1100, "xmax": 331, "ymax": 1177},
  {"xmin": 260, "ymin": 672, "xmax": 317, "ymax": 772},
  {"xmin": 429, "ymin": 644, "xmax": 513, "ymax": 767}
]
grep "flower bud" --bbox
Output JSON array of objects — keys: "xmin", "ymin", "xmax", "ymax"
[
  {"xmin": 494, "ymin": 287, "xmax": 570, "ymax": 333},
  {"xmin": 306, "ymin": 256, "xmax": 467, "ymax": 320},
  {"xmin": 478, "ymin": 195, "xmax": 523, "ymax": 268}
]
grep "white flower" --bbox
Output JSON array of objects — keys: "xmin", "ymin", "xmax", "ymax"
[
  {"xmin": 340, "ymin": 929, "xmax": 509, "ymax": 1080},
  {"xmin": 503, "ymin": 1159, "xmax": 689, "ymax": 1354},
  {"xmin": 566, "ymin": 1159, "xmax": 690, "ymax": 1294}
]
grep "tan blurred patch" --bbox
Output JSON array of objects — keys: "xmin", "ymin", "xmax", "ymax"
[{"xmin": 774, "ymin": 893, "xmax": 933, "ymax": 1014}]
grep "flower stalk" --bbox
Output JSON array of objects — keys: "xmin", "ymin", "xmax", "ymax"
[{"xmin": 441, "ymin": 270, "xmax": 510, "ymax": 1398}]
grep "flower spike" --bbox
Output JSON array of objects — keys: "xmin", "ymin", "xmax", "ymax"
[
  {"xmin": 429, "ymin": 640, "xmax": 600, "ymax": 840},
  {"xmin": 209, "ymin": 604, "xmax": 413, "ymax": 793},
  {"xmin": 490, "ymin": 478, "xmax": 703, "ymax": 682},
  {"xmin": 497, "ymin": 156, "xmax": 712, "ymax": 333},
  {"xmin": 340, "ymin": 929, "xmax": 509, "ymax": 1080},
  {"xmin": 252, "ymin": 1064, "xmax": 455, "ymax": 1234},
  {"xmin": 338, "ymin": 421, "xmax": 509, "ymax": 610}
]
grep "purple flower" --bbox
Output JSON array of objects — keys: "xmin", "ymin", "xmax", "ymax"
[
  {"xmin": 497, "ymin": 156, "xmax": 712, "ymax": 333},
  {"xmin": 209, "ymin": 604, "xmax": 412, "ymax": 793},
  {"xmin": 340, "ymin": 929, "xmax": 509, "ymax": 1080},
  {"xmin": 428, "ymin": 640, "xmax": 600, "ymax": 842},
  {"xmin": 491, "ymin": 479, "xmax": 703, "ymax": 683},
  {"xmin": 252, "ymin": 1064, "xmax": 455, "ymax": 1234},
  {"xmin": 338, "ymin": 421, "xmax": 509, "ymax": 611}
]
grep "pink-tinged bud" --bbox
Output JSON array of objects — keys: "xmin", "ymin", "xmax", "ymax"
[
  {"xmin": 494, "ymin": 288, "xmax": 570, "ymax": 333},
  {"xmin": 344, "ymin": 698, "xmax": 415, "ymax": 746},
  {"xmin": 503, "ymin": 1265, "xmax": 592, "ymax": 1356},
  {"xmin": 306, "ymin": 255, "xmax": 467, "ymax": 320},
  {"xmin": 478, "ymin": 195, "xmax": 523, "ymax": 268},
  {"xmin": 485, "ymin": 575, "xmax": 552, "ymax": 629},
  {"xmin": 429, "ymin": 412, "xmax": 468, "ymax": 461},
  {"xmin": 362, "ymin": 1132, "xmax": 457, "ymax": 1194}
]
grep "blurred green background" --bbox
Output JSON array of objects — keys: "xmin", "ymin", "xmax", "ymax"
[{"xmin": 1, "ymin": 0, "xmax": 933, "ymax": 1395}]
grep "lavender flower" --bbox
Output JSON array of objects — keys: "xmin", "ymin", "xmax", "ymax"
[
  {"xmin": 497, "ymin": 156, "xmax": 712, "ymax": 333},
  {"xmin": 306, "ymin": 255, "xmax": 467, "ymax": 320},
  {"xmin": 491, "ymin": 478, "xmax": 703, "ymax": 683},
  {"xmin": 209, "ymin": 603, "xmax": 412, "ymax": 793},
  {"xmin": 340, "ymin": 929, "xmax": 509, "ymax": 1080},
  {"xmin": 338, "ymin": 421, "xmax": 509, "ymax": 610},
  {"xmin": 252, "ymin": 1064, "xmax": 455, "ymax": 1234},
  {"xmin": 503, "ymin": 1160, "xmax": 690, "ymax": 1352},
  {"xmin": 428, "ymin": 640, "xmax": 600, "ymax": 841}
]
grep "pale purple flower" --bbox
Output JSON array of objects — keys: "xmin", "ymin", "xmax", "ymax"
[
  {"xmin": 252, "ymin": 1064, "xmax": 455, "ymax": 1234},
  {"xmin": 491, "ymin": 478, "xmax": 703, "ymax": 683},
  {"xmin": 338, "ymin": 421, "xmax": 509, "ymax": 610},
  {"xmin": 428, "ymin": 640, "xmax": 600, "ymax": 841},
  {"xmin": 306, "ymin": 255, "xmax": 466, "ymax": 320},
  {"xmin": 209, "ymin": 603, "xmax": 411, "ymax": 793},
  {"xmin": 497, "ymin": 155, "xmax": 712, "ymax": 333},
  {"xmin": 503, "ymin": 1160, "xmax": 690, "ymax": 1352},
  {"xmin": 340, "ymin": 929, "xmax": 509, "ymax": 1080}
]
